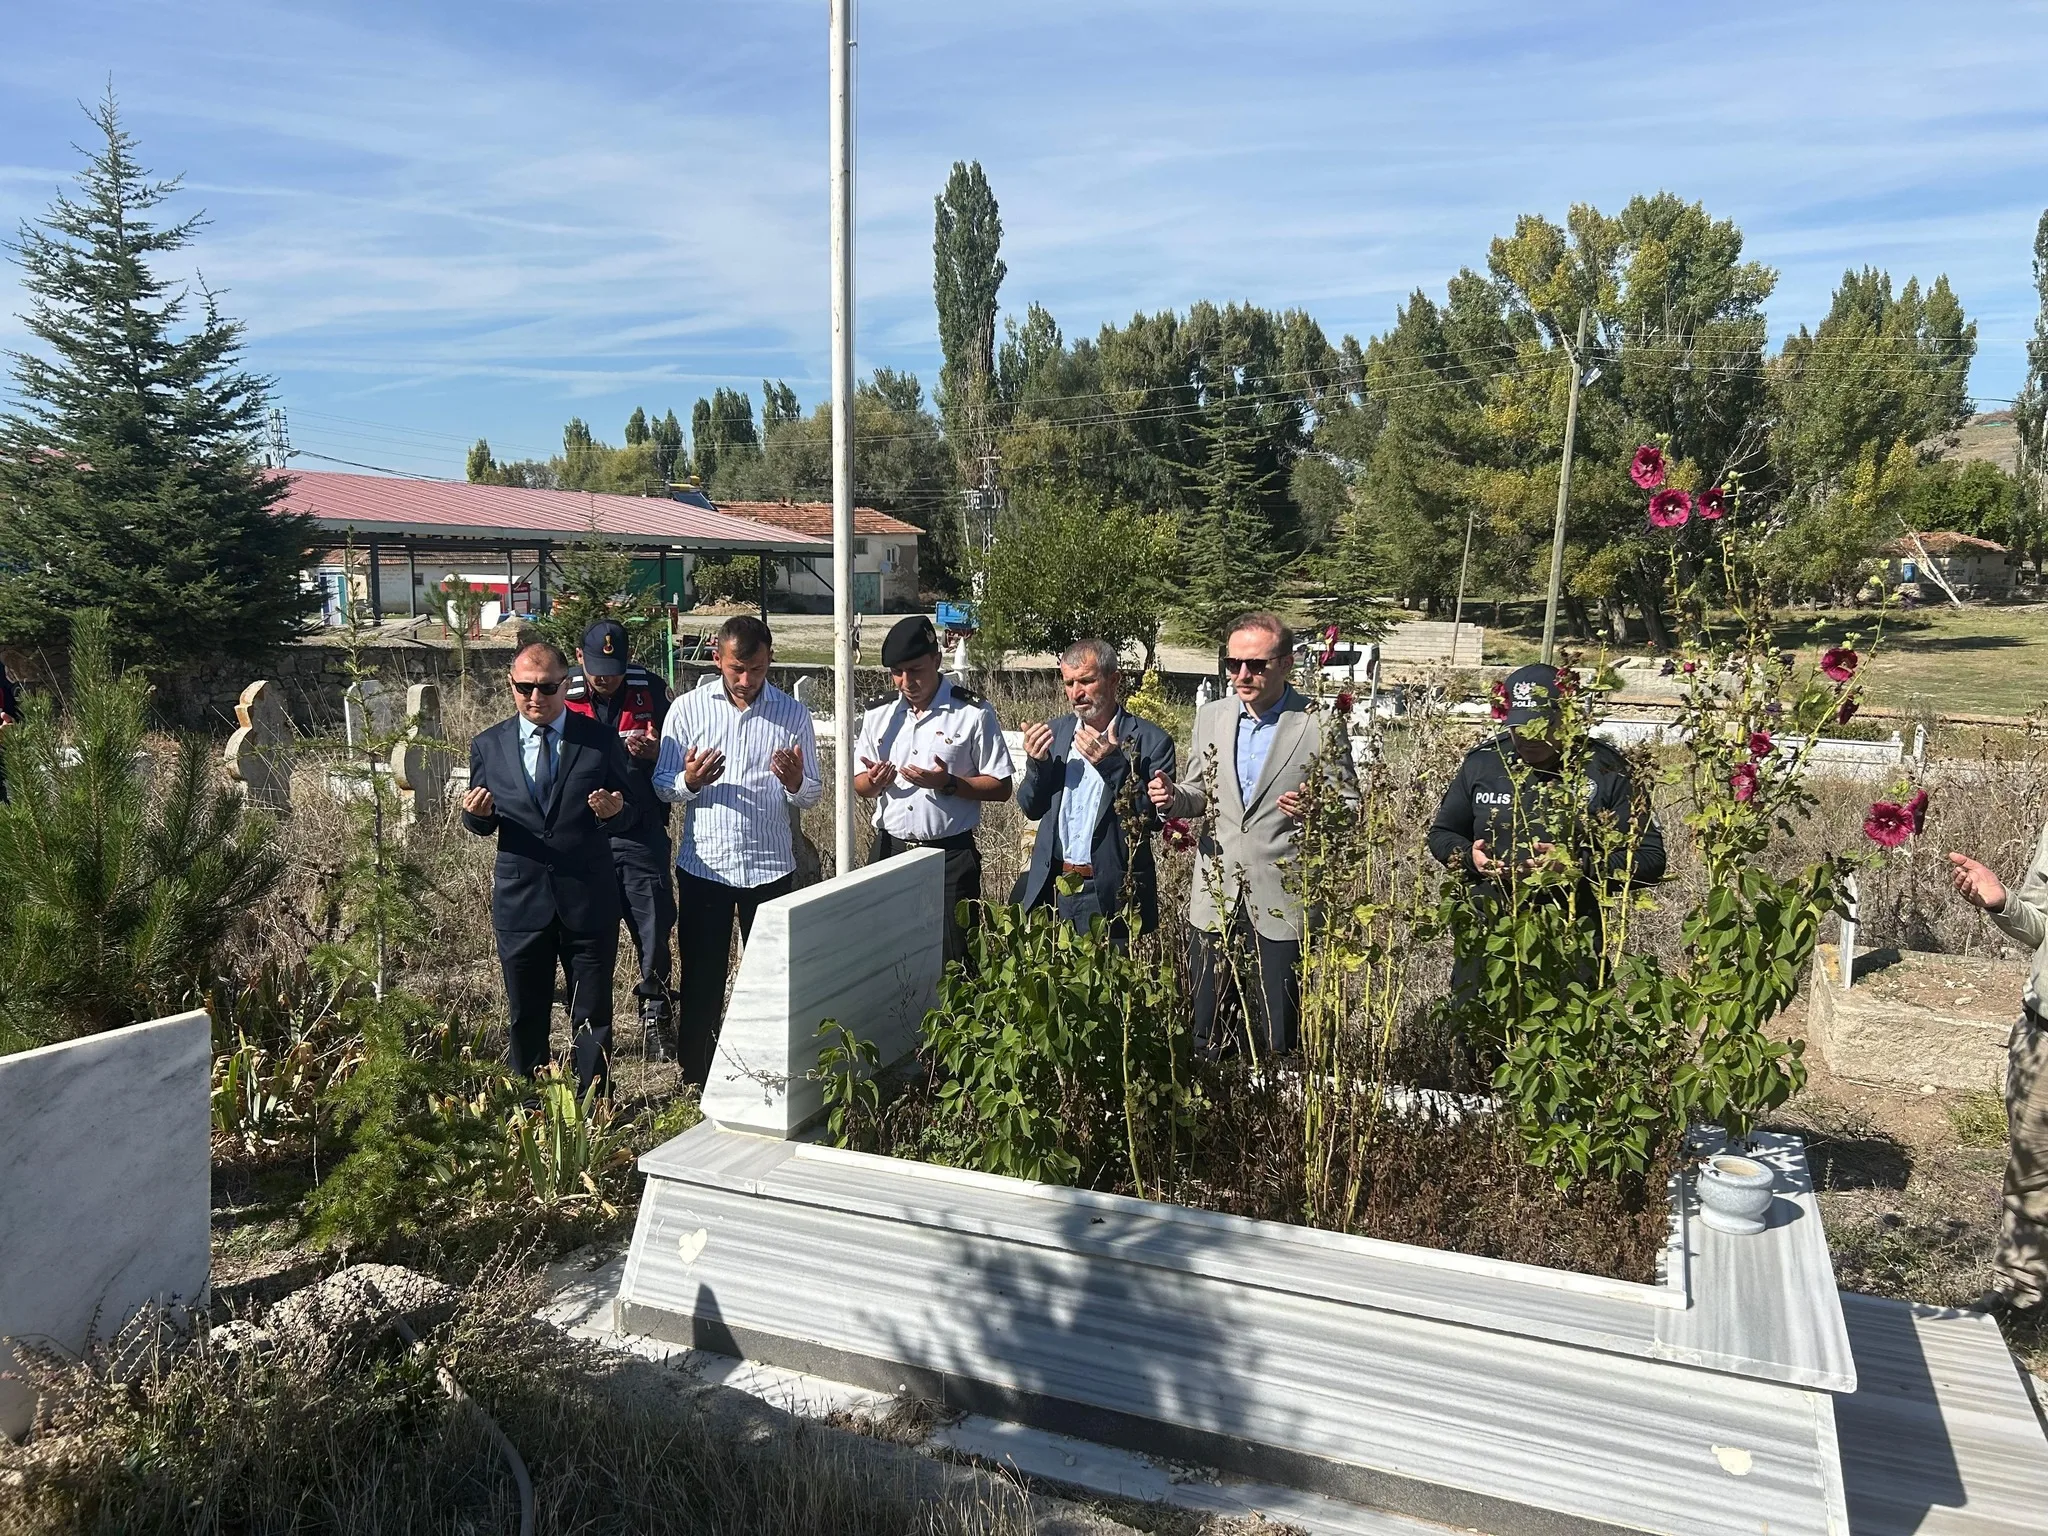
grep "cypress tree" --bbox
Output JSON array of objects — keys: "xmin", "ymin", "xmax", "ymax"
[{"xmin": 0, "ymin": 93, "xmax": 315, "ymax": 668}]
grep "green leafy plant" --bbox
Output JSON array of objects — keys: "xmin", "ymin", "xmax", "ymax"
[
  {"xmin": 815, "ymin": 1019, "xmax": 882, "ymax": 1152},
  {"xmin": 496, "ymin": 1067, "xmax": 634, "ymax": 1213},
  {"xmin": 916, "ymin": 889, "xmax": 1189, "ymax": 1188},
  {"xmin": 690, "ymin": 553, "xmax": 770, "ymax": 608}
]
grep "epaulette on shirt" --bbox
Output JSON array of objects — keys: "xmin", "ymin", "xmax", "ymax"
[
  {"xmin": 947, "ymin": 684, "xmax": 986, "ymax": 706},
  {"xmin": 864, "ymin": 692, "xmax": 897, "ymax": 712}
]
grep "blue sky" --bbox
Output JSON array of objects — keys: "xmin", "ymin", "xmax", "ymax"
[{"xmin": 4, "ymin": 1, "xmax": 2047, "ymax": 479}]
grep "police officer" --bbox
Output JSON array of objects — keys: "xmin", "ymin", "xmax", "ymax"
[
  {"xmin": 564, "ymin": 619, "xmax": 679, "ymax": 1060},
  {"xmin": 854, "ymin": 615, "xmax": 1015, "ymax": 966},
  {"xmin": 1428, "ymin": 663, "xmax": 1666, "ymax": 1019}
]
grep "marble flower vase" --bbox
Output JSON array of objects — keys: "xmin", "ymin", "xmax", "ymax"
[{"xmin": 0, "ymin": 1009, "xmax": 213, "ymax": 1439}]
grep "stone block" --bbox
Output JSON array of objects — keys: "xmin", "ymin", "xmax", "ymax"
[
  {"xmin": 0, "ymin": 1010, "xmax": 212, "ymax": 1438},
  {"xmin": 1809, "ymin": 944, "xmax": 2018, "ymax": 1092},
  {"xmin": 699, "ymin": 849, "xmax": 944, "ymax": 1138}
]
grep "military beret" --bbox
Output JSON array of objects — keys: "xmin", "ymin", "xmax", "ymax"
[{"xmin": 881, "ymin": 615, "xmax": 940, "ymax": 668}]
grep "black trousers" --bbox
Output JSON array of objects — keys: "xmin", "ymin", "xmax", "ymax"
[
  {"xmin": 495, "ymin": 918, "xmax": 619, "ymax": 1095},
  {"xmin": 869, "ymin": 827, "xmax": 982, "ymax": 969},
  {"xmin": 615, "ymin": 842, "xmax": 676, "ymax": 1003},
  {"xmin": 675, "ymin": 868, "xmax": 795, "ymax": 1089},
  {"xmin": 1188, "ymin": 918, "xmax": 1301, "ymax": 1058}
]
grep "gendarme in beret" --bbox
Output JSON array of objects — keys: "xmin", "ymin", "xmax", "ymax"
[{"xmin": 881, "ymin": 614, "xmax": 940, "ymax": 668}]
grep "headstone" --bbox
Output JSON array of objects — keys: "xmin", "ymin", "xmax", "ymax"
[
  {"xmin": 793, "ymin": 674, "xmax": 817, "ymax": 711},
  {"xmin": 0, "ymin": 1010, "xmax": 211, "ymax": 1438},
  {"xmin": 223, "ymin": 679, "xmax": 295, "ymax": 813},
  {"xmin": 1195, "ymin": 679, "xmax": 1215, "ymax": 708},
  {"xmin": 342, "ymin": 677, "xmax": 399, "ymax": 749},
  {"xmin": 390, "ymin": 683, "xmax": 452, "ymax": 825},
  {"xmin": 698, "ymin": 849, "xmax": 944, "ymax": 1138}
]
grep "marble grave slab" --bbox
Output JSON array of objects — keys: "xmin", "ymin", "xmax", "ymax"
[
  {"xmin": 699, "ymin": 849, "xmax": 944, "ymax": 1138},
  {"xmin": 0, "ymin": 1009, "xmax": 212, "ymax": 1438}
]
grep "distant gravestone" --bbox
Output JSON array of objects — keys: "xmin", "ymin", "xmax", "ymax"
[
  {"xmin": 223, "ymin": 679, "xmax": 294, "ymax": 813},
  {"xmin": 793, "ymin": 674, "xmax": 817, "ymax": 711},
  {"xmin": 391, "ymin": 682, "xmax": 451, "ymax": 825},
  {"xmin": 1195, "ymin": 679, "xmax": 1215, "ymax": 708},
  {"xmin": 342, "ymin": 678, "xmax": 399, "ymax": 750}
]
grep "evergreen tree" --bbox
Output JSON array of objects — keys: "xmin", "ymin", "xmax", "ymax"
[
  {"xmin": 691, "ymin": 387, "xmax": 759, "ymax": 489},
  {"xmin": 1177, "ymin": 399, "xmax": 1282, "ymax": 645},
  {"xmin": 652, "ymin": 408, "xmax": 685, "ymax": 482},
  {"xmin": 466, "ymin": 438, "xmax": 496, "ymax": 482},
  {"xmin": 761, "ymin": 379, "xmax": 800, "ymax": 432},
  {"xmin": 624, "ymin": 406, "xmax": 649, "ymax": 446},
  {"xmin": 0, "ymin": 94, "xmax": 316, "ymax": 667}
]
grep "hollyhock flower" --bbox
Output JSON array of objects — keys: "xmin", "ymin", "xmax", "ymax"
[
  {"xmin": 1630, "ymin": 445, "xmax": 1667, "ymax": 490},
  {"xmin": 1682, "ymin": 660, "xmax": 1698, "ymax": 676},
  {"xmin": 1334, "ymin": 690, "xmax": 1356, "ymax": 716},
  {"xmin": 1906, "ymin": 789, "xmax": 1930, "ymax": 834},
  {"xmin": 1658, "ymin": 657, "xmax": 1676, "ymax": 677},
  {"xmin": 1863, "ymin": 801, "xmax": 1914, "ymax": 849},
  {"xmin": 1553, "ymin": 665, "xmax": 1579, "ymax": 696},
  {"xmin": 1319, "ymin": 623, "xmax": 1339, "ymax": 666},
  {"xmin": 1647, "ymin": 488, "xmax": 1693, "ymax": 529},
  {"xmin": 1836, "ymin": 695, "xmax": 1859, "ymax": 726},
  {"xmin": 1821, "ymin": 646, "xmax": 1859, "ymax": 683},
  {"xmin": 1730, "ymin": 762, "xmax": 1760, "ymax": 802},
  {"xmin": 1777, "ymin": 651, "xmax": 1797, "ymax": 671},
  {"xmin": 1696, "ymin": 486, "xmax": 1728, "ymax": 520},
  {"xmin": 1490, "ymin": 681, "xmax": 1511, "ymax": 722},
  {"xmin": 1748, "ymin": 730, "xmax": 1774, "ymax": 758},
  {"xmin": 1161, "ymin": 818, "xmax": 1196, "ymax": 853},
  {"xmin": 1766, "ymin": 700, "xmax": 1785, "ymax": 718}
]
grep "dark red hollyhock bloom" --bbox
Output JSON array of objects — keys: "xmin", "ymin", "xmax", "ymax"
[
  {"xmin": 1905, "ymin": 789, "xmax": 1930, "ymax": 834},
  {"xmin": 1334, "ymin": 690, "xmax": 1356, "ymax": 716},
  {"xmin": 1647, "ymin": 488, "xmax": 1693, "ymax": 529},
  {"xmin": 1658, "ymin": 657, "xmax": 1677, "ymax": 677},
  {"xmin": 1836, "ymin": 695, "xmax": 1859, "ymax": 726},
  {"xmin": 1682, "ymin": 660, "xmax": 1698, "ymax": 675},
  {"xmin": 1553, "ymin": 665, "xmax": 1579, "ymax": 696},
  {"xmin": 1630, "ymin": 445, "xmax": 1667, "ymax": 490},
  {"xmin": 1748, "ymin": 730, "xmax": 1774, "ymax": 758},
  {"xmin": 1161, "ymin": 818, "xmax": 1196, "ymax": 853},
  {"xmin": 1821, "ymin": 646, "xmax": 1859, "ymax": 683},
  {"xmin": 1490, "ymin": 681, "xmax": 1511, "ymax": 722},
  {"xmin": 1730, "ymin": 762, "xmax": 1760, "ymax": 802},
  {"xmin": 1319, "ymin": 623, "xmax": 1339, "ymax": 666},
  {"xmin": 1863, "ymin": 801, "xmax": 1915, "ymax": 849},
  {"xmin": 1696, "ymin": 486, "xmax": 1728, "ymax": 520}
]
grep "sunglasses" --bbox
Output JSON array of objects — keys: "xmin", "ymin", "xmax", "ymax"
[
  {"xmin": 511, "ymin": 679, "xmax": 562, "ymax": 697},
  {"xmin": 1223, "ymin": 654, "xmax": 1284, "ymax": 676}
]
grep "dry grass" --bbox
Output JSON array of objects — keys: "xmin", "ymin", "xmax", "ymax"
[{"xmin": 0, "ymin": 1263, "xmax": 1061, "ymax": 1536}]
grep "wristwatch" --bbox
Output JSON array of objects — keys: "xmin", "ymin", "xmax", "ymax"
[{"xmin": 940, "ymin": 771, "xmax": 960, "ymax": 797}]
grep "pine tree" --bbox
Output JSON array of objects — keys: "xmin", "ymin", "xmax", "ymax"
[
  {"xmin": 466, "ymin": 438, "xmax": 497, "ymax": 482},
  {"xmin": 1177, "ymin": 400, "xmax": 1282, "ymax": 645},
  {"xmin": 0, "ymin": 93, "xmax": 316, "ymax": 667},
  {"xmin": 624, "ymin": 406, "xmax": 649, "ymax": 446}
]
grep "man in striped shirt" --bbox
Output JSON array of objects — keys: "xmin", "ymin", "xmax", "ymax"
[{"xmin": 654, "ymin": 615, "xmax": 822, "ymax": 1088}]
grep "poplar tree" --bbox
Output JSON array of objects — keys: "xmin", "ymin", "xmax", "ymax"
[{"xmin": 0, "ymin": 93, "xmax": 315, "ymax": 667}]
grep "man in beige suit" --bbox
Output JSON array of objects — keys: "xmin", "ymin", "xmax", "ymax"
[{"xmin": 1148, "ymin": 612, "xmax": 1358, "ymax": 1055}]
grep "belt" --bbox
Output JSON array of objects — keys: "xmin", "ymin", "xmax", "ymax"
[
  {"xmin": 1062, "ymin": 861, "xmax": 1096, "ymax": 878},
  {"xmin": 884, "ymin": 828, "xmax": 978, "ymax": 852}
]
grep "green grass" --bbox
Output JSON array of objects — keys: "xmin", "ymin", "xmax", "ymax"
[{"xmin": 1767, "ymin": 604, "xmax": 2048, "ymax": 719}]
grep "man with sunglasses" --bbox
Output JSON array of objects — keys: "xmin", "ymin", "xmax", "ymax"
[
  {"xmin": 854, "ymin": 614, "xmax": 1014, "ymax": 966},
  {"xmin": 462, "ymin": 640, "xmax": 645, "ymax": 1096},
  {"xmin": 1148, "ymin": 612, "xmax": 1357, "ymax": 1057}
]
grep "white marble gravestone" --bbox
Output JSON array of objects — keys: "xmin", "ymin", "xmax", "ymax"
[
  {"xmin": 1194, "ymin": 679, "xmax": 1215, "ymax": 708},
  {"xmin": 699, "ymin": 849, "xmax": 945, "ymax": 1138},
  {"xmin": 0, "ymin": 1009, "xmax": 211, "ymax": 1439},
  {"xmin": 792, "ymin": 674, "xmax": 817, "ymax": 711},
  {"xmin": 222, "ymin": 679, "xmax": 294, "ymax": 813},
  {"xmin": 390, "ymin": 682, "xmax": 451, "ymax": 825},
  {"xmin": 342, "ymin": 677, "xmax": 399, "ymax": 749}
]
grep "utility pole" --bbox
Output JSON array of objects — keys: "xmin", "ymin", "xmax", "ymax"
[
  {"xmin": 1539, "ymin": 307, "xmax": 1591, "ymax": 665},
  {"xmin": 1450, "ymin": 501, "xmax": 1477, "ymax": 668},
  {"xmin": 829, "ymin": 0, "xmax": 856, "ymax": 878}
]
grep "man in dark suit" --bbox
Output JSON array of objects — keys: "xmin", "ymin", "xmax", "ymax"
[
  {"xmin": 461, "ymin": 640, "xmax": 643, "ymax": 1095},
  {"xmin": 1014, "ymin": 638, "xmax": 1176, "ymax": 933}
]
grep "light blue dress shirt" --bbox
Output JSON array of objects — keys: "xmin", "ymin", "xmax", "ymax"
[
  {"xmin": 518, "ymin": 713, "xmax": 557, "ymax": 802},
  {"xmin": 1057, "ymin": 711, "xmax": 1123, "ymax": 861},
  {"xmin": 1234, "ymin": 695, "xmax": 1290, "ymax": 804}
]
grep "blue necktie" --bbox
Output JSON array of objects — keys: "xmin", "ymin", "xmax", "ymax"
[{"xmin": 534, "ymin": 724, "xmax": 555, "ymax": 806}]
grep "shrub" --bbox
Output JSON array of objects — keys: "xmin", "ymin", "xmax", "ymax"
[
  {"xmin": 0, "ymin": 610, "xmax": 284, "ymax": 1052},
  {"xmin": 691, "ymin": 554, "xmax": 770, "ymax": 607}
]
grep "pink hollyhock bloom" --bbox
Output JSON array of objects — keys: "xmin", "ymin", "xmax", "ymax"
[
  {"xmin": 1647, "ymin": 488, "xmax": 1692, "ymax": 529},
  {"xmin": 1863, "ymin": 801, "xmax": 1914, "ymax": 848},
  {"xmin": 1696, "ymin": 486, "xmax": 1728, "ymax": 520},
  {"xmin": 1748, "ymin": 730, "xmax": 1773, "ymax": 758},
  {"xmin": 1161, "ymin": 818, "xmax": 1196, "ymax": 853},
  {"xmin": 1730, "ymin": 762, "xmax": 1760, "ymax": 802},
  {"xmin": 1334, "ymin": 690, "xmax": 1355, "ymax": 716},
  {"xmin": 1682, "ymin": 660, "xmax": 1698, "ymax": 676},
  {"xmin": 1836, "ymin": 695, "xmax": 1859, "ymax": 726},
  {"xmin": 1319, "ymin": 623, "xmax": 1339, "ymax": 666},
  {"xmin": 1905, "ymin": 789, "xmax": 1930, "ymax": 834},
  {"xmin": 1489, "ymin": 681, "xmax": 1510, "ymax": 722},
  {"xmin": 1630, "ymin": 445, "xmax": 1667, "ymax": 490},
  {"xmin": 1821, "ymin": 646, "xmax": 1859, "ymax": 683}
]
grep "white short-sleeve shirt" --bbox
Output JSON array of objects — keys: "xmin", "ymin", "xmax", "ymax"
[{"xmin": 854, "ymin": 679, "xmax": 1015, "ymax": 841}]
